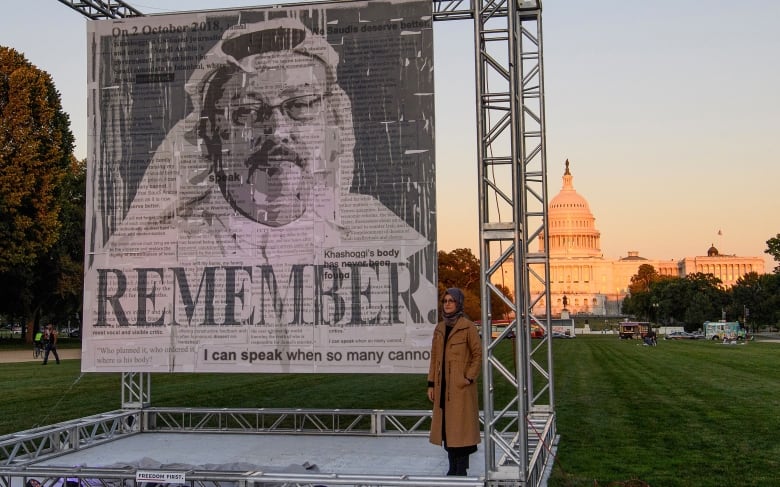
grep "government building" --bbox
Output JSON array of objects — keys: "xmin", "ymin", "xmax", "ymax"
[{"xmin": 498, "ymin": 160, "xmax": 765, "ymax": 317}]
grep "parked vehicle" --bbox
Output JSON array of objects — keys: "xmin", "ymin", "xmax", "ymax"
[
  {"xmin": 664, "ymin": 331, "xmax": 702, "ymax": 340},
  {"xmin": 552, "ymin": 331, "xmax": 574, "ymax": 339},
  {"xmin": 476, "ymin": 319, "xmax": 546, "ymax": 340},
  {"xmin": 618, "ymin": 321, "xmax": 650, "ymax": 340},
  {"xmin": 703, "ymin": 321, "xmax": 747, "ymax": 341},
  {"xmin": 530, "ymin": 323, "xmax": 545, "ymax": 339}
]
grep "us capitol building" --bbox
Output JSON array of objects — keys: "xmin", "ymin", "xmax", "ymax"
[{"xmin": 499, "ymin": 160, "xmax": 765, "ymax": 317}]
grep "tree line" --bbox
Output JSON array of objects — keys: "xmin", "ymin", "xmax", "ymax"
[
  {"xmin": 436, "ymin": 248, "xmax": 512, "ymax": 320},
  {"xmin": 622, "ymin": 237, "xmax": 780, "ymax": 332},
  {"xmin": 1, "ymin": 46, "xmax": 84, "ymax": 341}
]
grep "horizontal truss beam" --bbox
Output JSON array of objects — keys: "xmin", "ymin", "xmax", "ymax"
[{"xmin": 56, "ymin": 0, "xmax": 142, "ymax": 19}]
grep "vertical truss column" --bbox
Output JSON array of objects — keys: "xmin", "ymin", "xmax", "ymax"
[
  {"xmin": 514, "ymin": 5, "xmax": 556, "ymax": 486},
  {"xmin": 60, "ymin": 0, "xmax": 150, "ymax": 414},
  {"xmin": 122, "ymin": 372, "xmax": 151, "ymax": 409},
  {"xmin": 471, "ymin": 0, "xmax": 554, "ymax": 485}
]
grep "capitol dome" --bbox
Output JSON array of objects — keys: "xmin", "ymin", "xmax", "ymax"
[{"xmin": 540, "ymin": 160, "xmax": 602, "ymax": 257}]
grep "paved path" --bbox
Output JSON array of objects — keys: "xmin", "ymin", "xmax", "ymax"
[{"xmin": 0, "ymin": 348, "xmax": 81, "ymax": 363}]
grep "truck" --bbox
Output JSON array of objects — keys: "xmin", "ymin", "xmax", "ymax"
[
  {"xmin": 703, "ymin": 321, "xmax": 747, "ymax": 341},
  {"xmin": 618, "ymin": 321, "xmax": 650, "ymax": 340},
  {"xmin": 477, "ymin": 320, "xmax": 545, "ymax": 340}
]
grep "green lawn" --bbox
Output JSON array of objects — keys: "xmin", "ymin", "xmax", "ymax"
[
  {"xmin": 2, "ymin": 336, "xmax": 778, "ymax": 486},
  {"xmin": 550, "ymin": 336, "xmax": 780, "ymax": 487}
]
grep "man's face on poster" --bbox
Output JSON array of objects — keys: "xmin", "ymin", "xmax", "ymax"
[{"xmin": 213, "ymin": 51, "xmax": 331, "ymax": 227}]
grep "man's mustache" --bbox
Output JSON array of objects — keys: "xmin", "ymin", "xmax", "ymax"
[{"xmin": 245, "ymin": 142, "xmax": 305, "ymax": 178}]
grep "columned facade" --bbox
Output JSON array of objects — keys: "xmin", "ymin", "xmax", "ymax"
[{"xmin": 680, "ymin": 245, "xmax": 763, "ymax": 288}]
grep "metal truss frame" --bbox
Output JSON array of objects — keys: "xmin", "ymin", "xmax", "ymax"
[
  {"xmin": 1, "ymin": 468, "xmax": 485, "ymax": 487},
  {"xmin": 54, "ymin": 1, "xmax": 555, "ymax": 485},
  {"xmin": 120, "ymin": 372, "xmax": 150, "ymax": 409},
  {"xmin": 0, "ymin": 406, "xmax": 552, "ymax": 485},
  {"xmin": 0, "ymin": 410, "xmax": 141, "ymax": 467},
  {"xmin": 1, "ymin": 408, "xmax": 490, "ymax": 487},
  {"xmin": 433, "ymin": 1, "xmax": 555, "ymax": 485},
  {"xmin": 55, "ymin": 0, "xmax": 142, "ymax": 19}
]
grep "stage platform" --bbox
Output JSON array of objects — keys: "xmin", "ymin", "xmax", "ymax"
[
  {"xmin": 36, "ymin": 431, "xmax": 485, "ymax": 478},
  {"xmin": 0, "ymin": 408, "xmax": 508, "ymax": 487}
]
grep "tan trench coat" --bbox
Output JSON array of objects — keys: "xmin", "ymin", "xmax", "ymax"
[{"xmin": 427, "ymin": 316, "xmax": 482, "ymax": 447}]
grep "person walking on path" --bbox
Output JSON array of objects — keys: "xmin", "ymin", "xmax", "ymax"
[
  {"xmin": 426, "ymin": 288, "xmax": 482, "ymax": 476},
  {"xmin": 42, "ymin": 323, "xmax": 60, "ymax": 365},
  {"xmin": 33, "ymin": 329, "xmax": 44, "ymax": 358}
]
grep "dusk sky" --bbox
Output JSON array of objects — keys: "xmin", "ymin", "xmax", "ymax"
[{"xmin": 2, "ymin": 0, "xmax": 777, "ymax": 270}]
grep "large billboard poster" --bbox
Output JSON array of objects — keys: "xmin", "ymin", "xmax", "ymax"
[{"xmin": 83, "ymin": 0, "xmax": 436, "ymax": 373}]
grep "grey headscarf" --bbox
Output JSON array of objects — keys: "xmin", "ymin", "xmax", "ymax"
[{"xmin": 442, "ymin": 287, "xmax": 465, "ymax": 325}]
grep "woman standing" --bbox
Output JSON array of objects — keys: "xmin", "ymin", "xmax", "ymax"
[{"xmin": 427, "ymin": 288, "xmax": 482, "ymax": 476}]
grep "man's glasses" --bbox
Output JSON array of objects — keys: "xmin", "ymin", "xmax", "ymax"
[
  {"xmin": 442, "ymin": 298, "xmax": 456, "ymax": 304},
  {"xmin": 230, "ymin": 94, "xmax": 327, "ymax": 126}
]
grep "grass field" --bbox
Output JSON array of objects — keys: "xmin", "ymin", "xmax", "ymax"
[
  {"xmin": 551, "ymin": 336, "xmax": 780, "ymax": 487},
  {"xmin": 2, "ymin": 336, "xmax": 779, "ymax": 486}
]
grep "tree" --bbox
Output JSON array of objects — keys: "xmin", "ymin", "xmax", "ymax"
[
  {"xmin": 0, "ymin": 47, "xmax": 75, "ymax": 340},
  {"xmin": 622, "ymin": 264, "xmax": 661, "ymax": 320},
  {"xmin": 684, "ymin": 291, "xmax": 714, "ymax": 327},
  {"xmin": 628, "ymin": 264, "xmax": 659, "ymax": 295},
  {"xmin": 438, "ymin": 248, "xmax": 481, "ymax": 319},
  {"xmin": 438, "ymin": 248, "xmax": 481, "ymax": 293},
  {"xmin": 624, "ymin": 270, "xmax": 728, "ymax": 330},
  {"xmin": 437, "ymin": 248, "xmax": 511, "ymax": 321},
  {"xmin": 766, "ymin": 234, "xmax": 780, "ymax": 274},
  {"xmin": 730, "ymin": 272, "xmax": 780, "ymax": 331},
  {"xmin": 489, "ymin": 283, "xmax": 512, "ymax": 320},
  {"xmin": 44, "ymin": 156, "xmax": 85, "ymax": 324},
  {"xmin": 652, "ymin": 277, "xmax": 690, "ymax": 327},
  {"xmin": 682, "ymin": 273, "xmax": 728, "ymax": 327},
  {"xmin": 0, "ymin": 47, "xmax": 74, "ymax": 270}
]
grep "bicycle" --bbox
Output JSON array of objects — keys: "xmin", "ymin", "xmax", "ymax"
[{"xmin": 33, "ymin": 342, "xmax": 44, "ymax": 360}]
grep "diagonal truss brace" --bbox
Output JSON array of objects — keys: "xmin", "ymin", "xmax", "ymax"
[{"xmin": 56, "ymin": 0, "xmax": 142, "ymax": 19}]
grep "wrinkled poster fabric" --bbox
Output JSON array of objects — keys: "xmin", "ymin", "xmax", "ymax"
[{"xmin": 83, "ymin": 0, "xmax": 436, "ymax": 373}]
